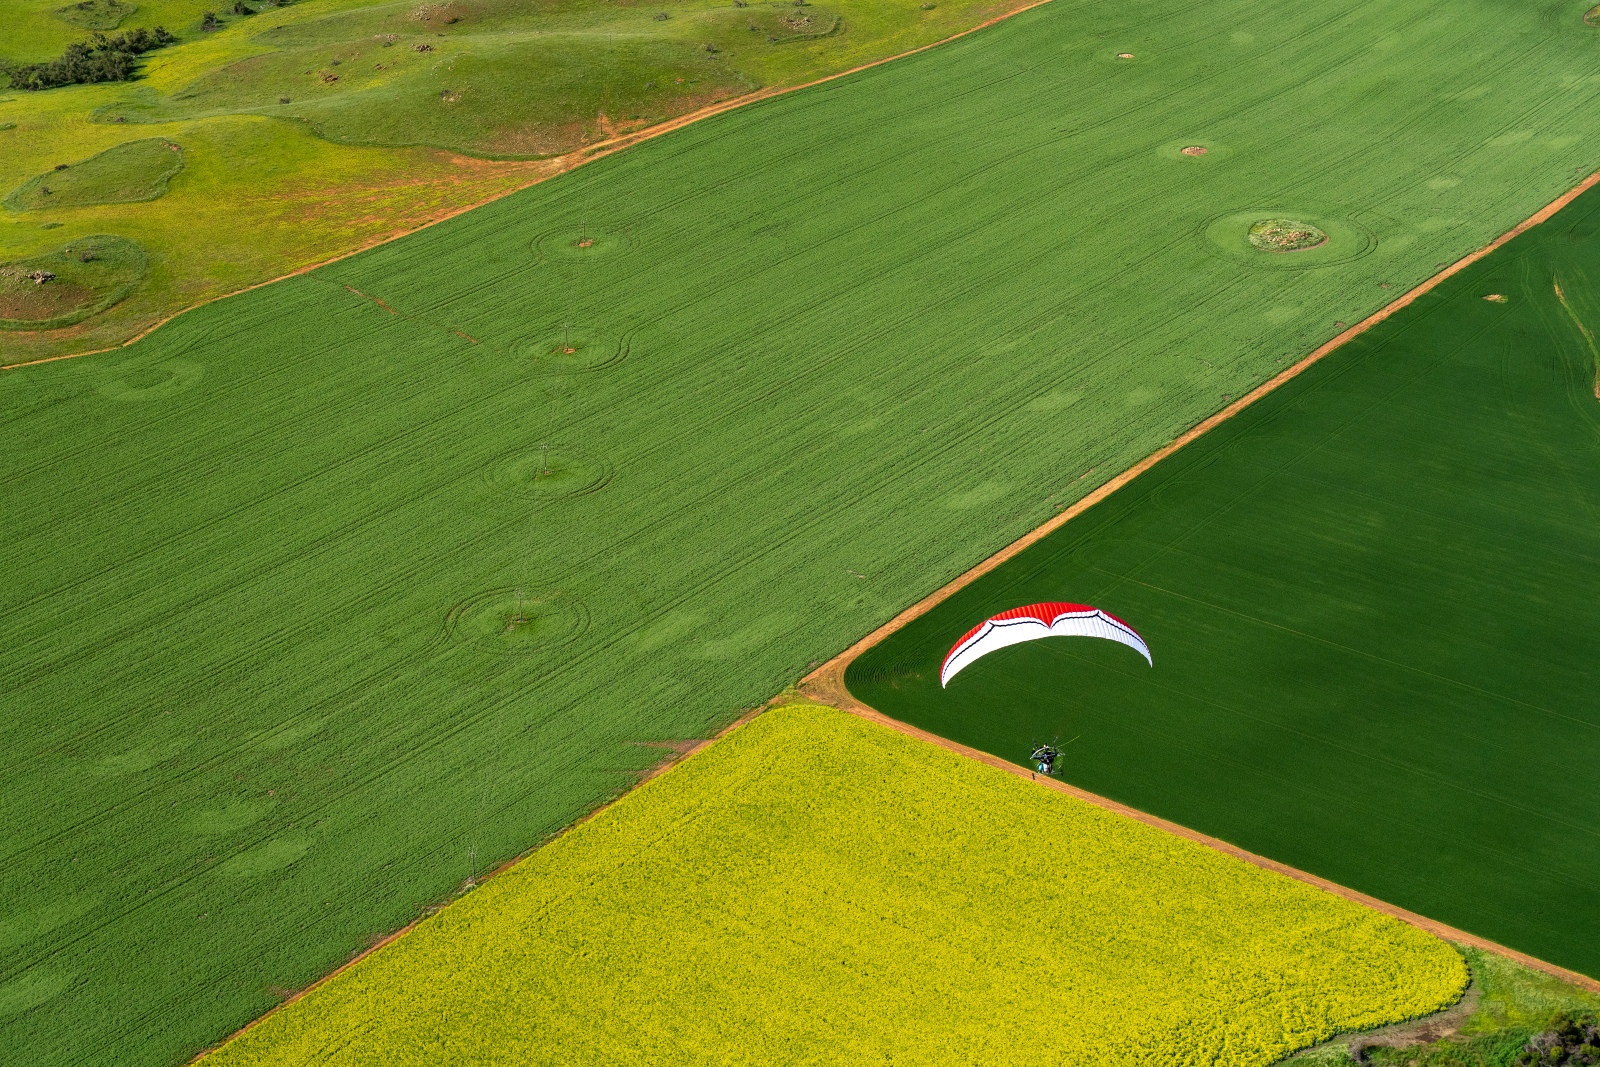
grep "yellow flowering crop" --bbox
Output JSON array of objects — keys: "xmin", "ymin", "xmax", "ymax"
[{"xmin": 203, "ymin": 704, "xmax": 1465, "ymax": 1067}]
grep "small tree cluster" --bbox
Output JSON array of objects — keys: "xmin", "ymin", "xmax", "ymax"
[
  {"xmin": 1514, "ymin": 1013, "xmax": 1600, "ymax": 1067},
  {"xmin": 6, "ymin": 27, "xmax": 176, "ymax": 90}
]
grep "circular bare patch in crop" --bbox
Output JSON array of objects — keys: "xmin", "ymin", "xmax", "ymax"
[
  {"xmin": 444, "ymin": 587, "xmax": 588, "ymax": 655},
  {"xmin": 1200, "ymin": 209, "xmax": 1373, "ymax": 269},
  {"xmin": 484, "ymin": 444, "xmax": 613, "ymax": 499},
  {"xmin": 533, "ymin": 227, "xmax": 634, "ymax": 261},
  {"xmin": 1585, "ymin": 4, "xmax": 1600, "ymax": 24},
  {"xmin": 1483, "ymin": 293, "xmax": 1508, "ymax": 303},
  {"xmin": 1248, "ymin": 218, "xmax": 1329, "ymax": 252},
  {"xmin": 1157, "ymin": 139, "xmax": 1229, "ymax": 162},
  {"xmin": 1116, "ymin": 52, "xmax": 1134, "ymax": 58},
  {"xmin": 514, "ymin": 325, "xmax": 626, "ymax": 373}
]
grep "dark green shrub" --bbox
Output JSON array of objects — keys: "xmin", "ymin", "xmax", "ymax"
[{"xmin": 6, "ymin": 26, "xmax": 175, "ymax": 89}]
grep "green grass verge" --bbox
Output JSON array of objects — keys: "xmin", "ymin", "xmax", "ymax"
[
  {"xmin": 846, "ymin": 177, "xmax": 1600, "ymax": 981},
  {"xmin": 1283, "ymin": 948, "xmax": 1600, "ymax": 1066},
  {"xmin": 0, "ymin": 0, "xmax": 1028, "ymax": 361},
  {"xmin": 8, "ymin": 0, "xmax": 1600, "ymax": 1062},
  {"xmin": 200, "ymin": 704, "xmax": 1466, "ymax": 1066}
]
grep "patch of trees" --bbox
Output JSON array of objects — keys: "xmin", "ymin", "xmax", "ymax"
[
  {"xmin": 5, "ymin": 27, "xmax": 176, "ymax": 91},
  {"xmin": 1512, "ymin": 1013, "xmax": 1600, "ymax": 1067}
]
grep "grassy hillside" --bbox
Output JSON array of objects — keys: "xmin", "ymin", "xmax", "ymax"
[
  {"xmin": 200, "ymin": 704, "xmax": 1466, "ymax": 1067},
  {"xmin": 0, "ymin": 0, "xmax": 1026, "ymax": 360},
  {"xmin": 7, "ymin": 0, "xmax": 1600, "ymax": 1062},
  {"xmin": 847, "ymin": 177, "xmax": 1600, "ymax": 980}
]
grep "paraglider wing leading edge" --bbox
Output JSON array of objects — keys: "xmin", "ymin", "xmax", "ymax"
[{"xmin": 939, "ymin": 602, "xmax": 1152, "ymax": 688}]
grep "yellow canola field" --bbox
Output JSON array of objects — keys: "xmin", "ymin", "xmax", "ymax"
[{"xmin": 203, "ymin": 704, "xmax": 1466, "ymax": 1066}]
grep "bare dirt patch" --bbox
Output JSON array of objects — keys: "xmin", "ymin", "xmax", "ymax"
[
  {"xmin": 0, "ymin": 278, "xmax": 94, "ymax": 322},
  {"xmin": 1181, "ymin": 145, "xmax": 1207, "ymax": 156},
  {"xmin": 1348, "ymin": 977, "xmax": 1482, "ymax": 1056},
  {"xmin": 1249, "ymin": 218, "xmax": 1328, "ymax": 252},
  {"xmin": 487, "ymin": 119, "xmax": 589, "ymax": 157},
  {"xmin": 411, "ymin": 0, "xmax": 471, "ymax": 25},
  {"xmin": 633, "ymin": 739, "xmax": 701, "ymax": 756}
]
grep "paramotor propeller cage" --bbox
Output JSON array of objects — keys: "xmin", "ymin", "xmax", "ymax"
[
  {"xmin": 1031, "ymin": 739, "xmax": 1061, "ymax": 776},
  {"xmin": 1029, "ymin": 734, "xmax": 1077, "ymax": 776}
]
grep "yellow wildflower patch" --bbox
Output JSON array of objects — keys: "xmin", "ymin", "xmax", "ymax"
[{"xmin": 202, "ymin": 704, "xmax": 1466, "ymax": 1066}]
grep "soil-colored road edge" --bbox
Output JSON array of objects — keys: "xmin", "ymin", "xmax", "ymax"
[
  {"xmin": 192, "ymin": 693, "xmax": 1596, "ymax": 1067},
  {"xmin": 810, "ymin": 699, "xmax": 1600, "ymax": 996},
  {"xmin": 1, "ymin": 0, "xmax": 1052, "ymax": 373},
  {"xmin": 796, "ymin": 162, "xmax": 1600, "ymax": 995},
  {"xmin": 801, "ymin": 161, "xmax": 1600, "ymax": 712}
]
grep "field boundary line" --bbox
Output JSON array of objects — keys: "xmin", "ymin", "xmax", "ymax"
[
  {"xmin": 182, "ymin": 700, "xmax": 778, "ymax": 1064},
  {"xmin": 799, "ymin": 159, "xmax": 1600, "ymax": 716},
  {"xmin": 817, "ymin": 692, "xmax": 1600, "ymax": 993},
  {"xmin": 791, "ymin": 163, "xmax": 1600, "ymax": 995},
  {"xmin": 1, "ymin": 0, "xmax": 1053, "ymax": 373}
]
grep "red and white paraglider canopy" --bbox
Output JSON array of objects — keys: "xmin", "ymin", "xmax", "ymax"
[{"xmin": 940, "ymin": 602, "xmax": 1151, "ymax": 688}]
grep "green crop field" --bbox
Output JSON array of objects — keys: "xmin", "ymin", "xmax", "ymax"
[
  {"xmin": 8, "ymin": 0, "xmax": 1600, "ymax": 1062},
  {"xmin": 847, "ymin": 180, "xmax": 1600, "ymax": 981},
  {"xmin": 0, "ymin": 0, "xmax": 1025, "ymax": 360},
  {"xmin": 201, "ymin": 704, "xmax": 1467, "ymax": 1067}
]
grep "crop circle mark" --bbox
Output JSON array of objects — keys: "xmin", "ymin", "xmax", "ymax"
[
  {"xmin": 1199, "ymin": 209, "xmax": 1374, "ymax": 270},
  {"xmin": 444, "ymin": 587, "xmax": 588, "ymax": 655},
  {"xmin": 1181, "ymin": 145, "xmax": 1208, "ymax": 156},
  {"xmin": 484, "ymin": 445, "xmax": 613, "ymax": 499},
  {"xmin": 514, "ymin": 325, "xmax": 626, "ymax": 373},
  {"xmin": 532, "ymin": 227, "xmax": 635, "ymax": 261},
  {"xmin": 96, "ymin": 358, "xmax": 202, "ymax": 401}
]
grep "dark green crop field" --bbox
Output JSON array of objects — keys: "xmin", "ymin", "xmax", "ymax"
[
  {"xmin": 849, "ymin": 182, "xmax": 1600, "ymax": 982},
  {"xmin": 8, "ymin": 0, "xmax": 1600, "ymax": 1061}
]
